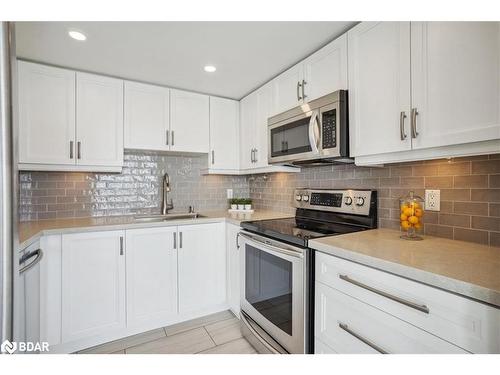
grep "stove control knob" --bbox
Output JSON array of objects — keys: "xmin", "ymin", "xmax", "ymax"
[
  {"xmin": 295, "ymin": 194, "xmax": 302, "ymax": 202},
  {"xmin": 302, "ymin": 195, "xmax": 310, "ymax": 202},
  {"xmin": 344, "ymin": 196, "xmax": 353, "ymax": 206},
  {"xmin": 356, "ymin": 197, "xmax": 365, "ymax": 206}
]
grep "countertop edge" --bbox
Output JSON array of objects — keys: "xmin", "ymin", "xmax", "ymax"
[{"xmin": 309, "ymin": 240, "xmax": 500, "ymax": 308}]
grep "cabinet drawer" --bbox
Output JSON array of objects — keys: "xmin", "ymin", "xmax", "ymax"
[
  {"xmin": 315, "ymin": 282, "xmax": 466, "ymax": 354},
  {"xmin": 316, "ymin": 252, "xmax": 500, "ymax": 353}
]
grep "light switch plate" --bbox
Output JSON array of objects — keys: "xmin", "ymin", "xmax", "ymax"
[
  {"xmin": 227, "ymin": 189, "xmax": 233, "ymax": 199},
  {"xmin": 425, "ymin": 189, "xmax": 440, "ymax": 211}
]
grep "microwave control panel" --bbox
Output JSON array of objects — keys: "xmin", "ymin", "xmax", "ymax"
[{"xmin": 322, "ymin": 109, "xmax": 336, "ymax": 149}]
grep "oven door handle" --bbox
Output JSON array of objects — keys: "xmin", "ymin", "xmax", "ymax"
[
  {"xmin": 238, "ymin": 232, "xmax": 304, "ymax": 259},
  {"xmin": 308, "ymin": 110, "xmax": 321, "ymax": 154}
]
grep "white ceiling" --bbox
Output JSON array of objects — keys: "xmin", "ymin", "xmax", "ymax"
[{"xmin": 15, "ymin": 22, "xmax": 356, "ymax": 99}]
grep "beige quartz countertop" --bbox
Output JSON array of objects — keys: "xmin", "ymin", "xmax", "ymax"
[
  {"xmin": 309, "ymin": 228, "xmax": 500, "ymax": 307},
  {"xmin": 18, "ymin": 210, "xmax": 292, "ymax": 249}
]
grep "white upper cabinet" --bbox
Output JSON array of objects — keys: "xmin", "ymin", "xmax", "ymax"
[
  {"xmin": 18, "ymin": 61, "xmax": 76, "ymax": 165},
  {"xmin": 61, "ymin": 231, "xmax": 126, "ymax": 343},
  {"xmin": 76, "ymin": 72, "xmax": 124, "ymax": 167},
  {"xmin": 254, "ymin": 84, "xmax": 273, "ymax": 168},
  {"xmin": 411, "ymin": 22, "xmax": 500, "ymax": 149},
  {"xmin": 348, "ymin": 22, "xmax": 412, "ymax": 157},
  {"xmin": 177, "ymin": 223, "xmax": 226, "ymax": 315},
  {"xmin": 170, "ymin": 89, "xmax": 210, "ymax": 153},
  {"xmin": 239, "ymin": 92, "xmax": 257, "ymax": 170},
  {"xmin": 124, "ymin": 81, "xmax": 170, "ymax": 151},
  {"xmin": 272, "ymin": 63, "xmax": 304, "ymax": 115},
  {"xmin": 271, "ymin": 35, "xmax": 348, "ymax": 117},
  {"xmin": 303, "ymin": 33, "xmax": 348, "ymax": 102},
  {"xmin": 125, "ymin": 227, "xmax": 178, "ymax": 329},
  {"xmin": 208, "ymin": 97, "xmax": 240, "ymax": 171}
]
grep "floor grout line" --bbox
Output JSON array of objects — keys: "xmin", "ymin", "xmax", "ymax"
[{"xmin": 204, "ymin": 326, "xmax": 218, "ymax": 347}]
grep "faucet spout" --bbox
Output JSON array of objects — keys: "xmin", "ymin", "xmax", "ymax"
[{"xmin": 162, "ymin": 173, "xmax": 174, "ymax": 214}]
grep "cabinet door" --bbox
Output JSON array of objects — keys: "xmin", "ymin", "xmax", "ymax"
[
  {"xmin": 61, "ymin": 231, "xmax": 125, "ymax": 342},
  {"xmin": 226, "ymin": 224, "xmax": 240, "ymax": 316},
  {"xmin": 170, "ymin": 89, "xmax": 209, "ymax": 153},
  {"xmin": 271, "ymin": 63, "xmax": 304, "ymax": 116},
  {"xmin": 411, "ymin": 22, "xmax": 500, "ymax": 149},
  {"xmin": 124, "ymin": 81, "xmax": 170, "ymax": 151},
  {"xmin": 239, "ymin": 92, "xmax": 257, "ymax": 170},
  {"xmin": 254, "ymin": 84, "xmax": 273, "ymax": 168},
  {"xmin": 126, "ymin": 227, "xmax": 178, "ymax": 329},
  {"xmin": 76, "ymin": 73, "xmax": 124, "ymax": 167},
  {"xmin": 209, "ymin": 97, "xmax": 240, "ymax": 170},
  {"xmin": 18, "ymin": 61, "xmax": 76, "ymax": 165},
  {"xmin": 348, "ymin": 22, "xmax": 412, "ymax": 157},
  {"xmin": 304, "ymin": 34, "xmax": 348, "ymax": 101},
  {"xmin": 178, "ymin": 223, "xmax": 226, "ymax": 315}
]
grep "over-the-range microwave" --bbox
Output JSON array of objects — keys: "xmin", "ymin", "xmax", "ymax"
[{"xmin": 267, "ymin": 90, "xmax": 352, "ymax": 166}]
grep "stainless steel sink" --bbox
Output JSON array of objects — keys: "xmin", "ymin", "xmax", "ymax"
[{"xmin": 134, "ymin": 213, "xmax": 206, "ymax": 222}]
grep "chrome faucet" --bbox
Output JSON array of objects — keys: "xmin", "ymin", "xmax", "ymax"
[{"xmin": 162, "ymin": 173, "xmax": 174, "ymax": 214}]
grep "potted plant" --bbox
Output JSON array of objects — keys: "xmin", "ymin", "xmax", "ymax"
[
  {"xmin": 237, "ymin": 198, "xmax": 245, "ymax": 210},
  {"xmin": 243, "ymin": 198, "xmax": 252, "ymax": 211},
  {"xmin": 229, "ymin": 198, "xmax": 238, "ymax": 210}
]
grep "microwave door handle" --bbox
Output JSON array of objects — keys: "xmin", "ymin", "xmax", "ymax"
[{"xmin": 308, "ymin": 111, "xmax": 320, "ymax": 154}]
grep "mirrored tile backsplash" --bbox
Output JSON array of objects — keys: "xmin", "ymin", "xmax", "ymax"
[{"xmin": 19, "ymin": 150, "xmax": 249, "ymax": 221}]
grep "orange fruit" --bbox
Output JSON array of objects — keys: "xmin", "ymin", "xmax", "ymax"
[
  {"xmin": 414, "ymin": 222, "xmax": 422, "ymax": 230},
  {"xmin": 411, "ymin": 202, "xmax": 421, "ymax": 209},
  {"xmin": 403, "ymin": 208, "xmax": 414, "ymax": 217},
  {"xmin": 400, "ymin": 204, "xmax": 409, "ymax": 213},
  {"xmin": 415, "ymin": 208, "xmax": 423, "ymax": 217},
  {"xmin": 400, "ymin": 213, "xmax": 408, "ymax": 221},
  {"xmin": 408, "ymin": 216, "xmax": 419, "ymax": 225},
  {"xmin": 401, "ymin": 220, "xmax": 411, "ymax": 230}
]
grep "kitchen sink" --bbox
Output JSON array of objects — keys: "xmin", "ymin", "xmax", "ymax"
[{"xmin": 134, "ymin": 213, "xmax": 206, "ymax": 222}]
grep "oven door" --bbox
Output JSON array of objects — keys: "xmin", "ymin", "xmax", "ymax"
[
  {"xmin": 239, "ymin": 231, "xmax": 306, "ymax": 354},
  {"xmin": 268, "ymin": 110, "xmax": 321, "ymax": 164}
]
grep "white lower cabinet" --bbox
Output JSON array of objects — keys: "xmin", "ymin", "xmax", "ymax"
[
  {"xmin": 125, "ymin": 227, "xmax": 178, "ymax": 329},
  {"xmin": 315, "ymin": 282, "xmax": 466, "ymax": 354},
  {"xmin": 178, "ymin": 222, "xmax": 226, "ymax": 315},
  {"xmin": 315, "ymin": 252, "xmax": 500, "ymax": 354},
  {"xmin": 61, "ymin": 231, "xmax": 126, "ymax": 343},
  {"xmin": 226, "ymin": 223, "xmax": 240, "ymax": 316}
]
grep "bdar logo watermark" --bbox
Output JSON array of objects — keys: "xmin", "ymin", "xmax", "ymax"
[{"xmin": 1, "ymin": 340, "xmax": 49, "ymax": 354}]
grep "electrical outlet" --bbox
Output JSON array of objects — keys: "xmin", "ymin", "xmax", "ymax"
[
  {"xmin": 425, "ymin": 189, "xmax": 440, "ymax": 211},
  {"xmin": 227, "ymin": 189, "xmax": 233, "ymax": 199}
]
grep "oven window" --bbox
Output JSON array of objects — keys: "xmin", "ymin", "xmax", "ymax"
[
  {"xmin": 270, "ymin": 116, "xmax": 312, "ymax": 157},
  {"xmin": 245, "ymin": 244, "xmax": 293, "ymax": 336}
]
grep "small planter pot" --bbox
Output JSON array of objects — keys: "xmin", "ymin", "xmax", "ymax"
[
  {"xmin": 230, "ymin": 204, "xmax": 237, "ymax": 210},
  {"xmin": 237, "ymin": 204, "xmax": 245, "ymax": 210},
  {"xmin": 244, "ymin": 204, "xmax": 252, "ymax": 210}
]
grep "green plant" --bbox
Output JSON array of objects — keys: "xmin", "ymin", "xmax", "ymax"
[
  {"xmin": 243, "ymin": 198, "xmax": 252, "ymax": 205},
  {"xmin": 229, "ymin": 198, "xmax": 239, "ymax": 205}
]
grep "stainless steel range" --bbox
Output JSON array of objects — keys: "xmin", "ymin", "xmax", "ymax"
[{"xmin": 238, "ymin": 188, "xmax": 378, "ymax": 354}]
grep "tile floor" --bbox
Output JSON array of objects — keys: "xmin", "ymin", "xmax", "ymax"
[{"xmin": 77, "ymin": 310, "xmax": 258, "ymax": 354}]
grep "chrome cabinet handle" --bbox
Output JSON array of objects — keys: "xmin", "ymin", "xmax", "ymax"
[
  {"xmin": 301, "ymin": 79, "xmax": 306, "ymax": 100},
  {"xmin": 400, "ymin": 111, "xmax": 407, "ymax": 140},
  {"xmin": 171, "ymin": 130, "xmax": 175, "ymax": 146},
  {"xmin": 254, "ymin": 148, "xmax": 258, "ymax": 163},
  {"xmin": 166, "ymin": 130, "xmax": 169, "ymax": 145},
  {"xmin": 339, "ymin": 274, "xmax": 429, "ymax": 314},
  {"xmin": 338, "ymin": 323, "xmax": 388, "ymax": 354},
  {"xmin": 19, "ymin": 248, "xmax": 43, "ymax": 275},
  {"xmin": 251, "ymin": 148, "xmax": 255, "ymax": 163},
  {"xmin": 211, "ymin": 150, "xmax": 215, "ymax": 165},
  {"xmin": 119, "ymin": 236, "xmax": 124, "ymax": 256},
  {"xmin": 296, "ymin": 81, "xmax": 302, "ymax": 101},
  {"xmin": 179, "ymin": 232, "xmax": 183, "ymax": 249},
  {"xmin": 173, "ymin": 232, "xmax": 177, "ymax": 249},
  {"xmin": 77, "ymin": 141, "xmax": 81, "ymax": 159},
  {"xmin": 70, "ymin": 141, "xmax": 74, "ymax": 159},
  {"xmin": 236, "ymin": 232, "xmax": 240, "ymax": 249},
  {"xmin": 411, "ymin": 108, "xmax": 419, "ymax": 138}
]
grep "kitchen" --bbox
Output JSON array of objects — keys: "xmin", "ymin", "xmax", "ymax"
[{"xmin": 1, "ymin": 9, "xmax": 500, "ymax": 370}]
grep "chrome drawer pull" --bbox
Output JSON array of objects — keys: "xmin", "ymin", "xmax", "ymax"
[
  {"xmin": 339, "ymin": 274, "xmax": 430, "ymax": 314},
  {"xmin": 411, "ymin": 108, "xmax": 419, "ymax": 138},
  {"xmin": 399, "ymin": 111, "xmax": 407, "ymax": 140},
  {"xmin": 338, "ymin": 322, "xmax": 388, "ymax": 354}
]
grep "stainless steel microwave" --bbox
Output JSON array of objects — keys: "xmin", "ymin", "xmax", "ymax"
[{"xmin": 267, "ymin": 90, "xmax": 352, "ymax": 165}]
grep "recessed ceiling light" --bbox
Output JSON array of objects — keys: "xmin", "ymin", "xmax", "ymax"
[
  {"xmin": 68, "ymin": 30, "xmax": 87, "ymax": 41},
  {"xmin": 204, "ymin": 65, "xmax": 216, "ymax": 73}
]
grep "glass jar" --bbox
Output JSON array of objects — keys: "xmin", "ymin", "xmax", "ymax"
[{"xmin": 399, "ymin": 191, "xmax": 424, "ymax": 240}]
